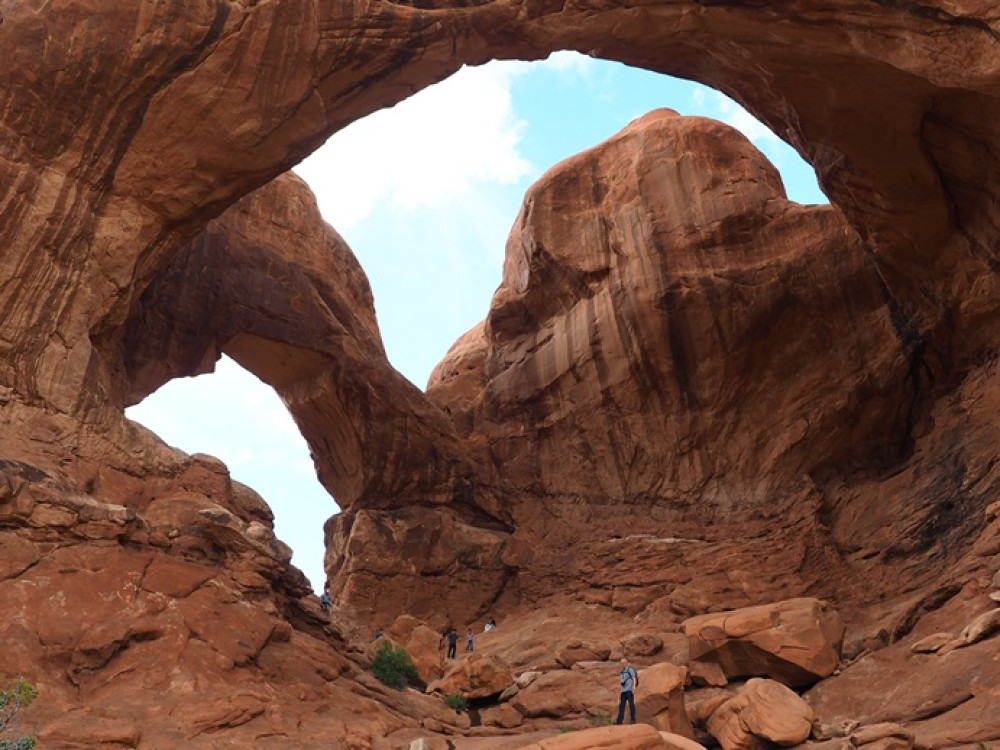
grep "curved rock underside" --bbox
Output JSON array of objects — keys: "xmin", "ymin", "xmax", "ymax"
[{"xmin": 3, "ymin": 0, "xmax": 1000, "ymax": 746}]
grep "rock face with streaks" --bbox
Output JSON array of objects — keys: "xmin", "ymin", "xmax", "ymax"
[
  {"xmin": 344, "ymin": 106, "xmax": 912, "ymax": 629},
  {"xmin": 0, "ymin": 175, "xmax": 463, "ymax": 746},
  {"xmin": 4, "ymin": 0, "xmax": 1000, "ymax": 746},
  {"xmin": 418, "ymin": 109, "xmax": 899, "ymax": 610}
]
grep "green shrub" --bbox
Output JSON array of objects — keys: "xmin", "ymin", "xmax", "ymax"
[
  {"xmin": 0, "ymin": 676, "xmax": 37, "ymax": 749},
  {"xmin": 589, "ymin": 708, "xmax": 611, "ymax": 727},
  {"xmin": 371, "ymin": 643, "xmax": 418, "ymax": 690},
  {"xmin": 443, "ymin": 694, "xmax": 468, "ymax": 712}
]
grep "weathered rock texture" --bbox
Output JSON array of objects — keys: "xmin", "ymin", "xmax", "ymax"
[
  {"xmin": 0, "ymin": 178, "xmax": 470, "ymax": 746},
  {"xmin": 707, "ymin": 679, "xmax": 814, "ymax": 750},
  {"xmin": 353, "ymin": 106, "xmax": 952, "ymax": 626},
  {"xmin": 684, "ymin": 598, "xmax": 844, "ymax": 688},
  {"xmin": 4, "ymin": 0, "xmax": 1000, "ymax": 746}
]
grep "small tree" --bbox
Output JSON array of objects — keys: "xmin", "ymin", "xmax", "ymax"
[
  {"xmin": 0, "ymin": 677, "xmax": 37, "ymax": 750},
  {"xmin": 443, "ymin": 693, "xmax": 468, "ymax": 712},
  {"xmin": 371, "ymin": 643, "xmax": 418, "ymax": 690}
]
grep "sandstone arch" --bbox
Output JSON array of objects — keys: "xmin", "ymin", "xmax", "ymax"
[
  {"xmin": 2, "ymin": 0, "xmax": 998, "ymax": 427},
  {"xmin": 121, "ymin": 173, "xmax": 482, "ymax": 518},
  {"xmin": 1, "ymin": 0, "xmax": 998, "ymax": 619},
  {"xmin": 4, "ymin": 1, "xmax": 1000, "ymax": 743}
]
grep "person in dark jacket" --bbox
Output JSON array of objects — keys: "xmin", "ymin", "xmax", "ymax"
[{"xmin": 445, "ymin": 628, "xmax": 459, "ymax": 659}]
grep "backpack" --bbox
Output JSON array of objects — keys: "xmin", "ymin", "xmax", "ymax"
[{"xmin": 620, "ymin": 665, "xmax": 638, "ymax": 689}]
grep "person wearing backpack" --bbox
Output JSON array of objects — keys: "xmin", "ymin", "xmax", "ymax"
[{"xmin": 615, "ymin": 657, "xmax": 639, "ymax": 724}]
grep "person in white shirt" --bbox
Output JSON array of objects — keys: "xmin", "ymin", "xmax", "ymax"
[{"xmin": 615, "ymin": 657, "xmax": 639, "ymax": 724}]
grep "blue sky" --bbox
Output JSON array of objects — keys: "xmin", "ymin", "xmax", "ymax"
[{"xmin": 126, "ymin": 54, "xmax": 827, "ymax": 592}]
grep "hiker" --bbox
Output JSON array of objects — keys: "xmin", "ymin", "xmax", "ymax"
[
  {"xmin": 465, "ymin": 629, "xmax": 475, "ymax": 652},
  {"xmin": 484, "ymin": 618, "xmax": 496, "ymax": 632},
  {"xmin": 319, "ymin": 586, "xmax": 331, "ymax": 614},
  {"xmin": 615, "ymin": 657, "xmax": 639, "ymax": 724},
  {"xmin": 445, "ymin": 628, "xmax": 459, "ymax": 659}
]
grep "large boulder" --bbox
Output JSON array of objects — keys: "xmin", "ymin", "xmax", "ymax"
[
  {"xmin": 509, "ymin": 666, "xmax": 617, "ymax": 720},
  {"xmin": 706, "ymin": 679, "xmax": 813, "ymax": 750},
  {"xmin": 683, "ymin": 599, "xmax": 844, "ymax": 687},
  {"xmin": 636, "ymin": 664, "xmax": 693, "ymax": 737},
  {"xmin": 386, "ymin": 616, "xmax": 446, "ymax": 685},
  {"xmin": 427, "ymin": 652, "xmax": 513, "ymax": 699}
]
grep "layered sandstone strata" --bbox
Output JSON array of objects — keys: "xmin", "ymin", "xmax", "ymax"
[
  {"xmin": 2, "ymin": 0, "xmax": 1000, "ymax": 746},
  {"xmin": 348, "ymin": 108, "xmax": 916, "ymax": 624}
]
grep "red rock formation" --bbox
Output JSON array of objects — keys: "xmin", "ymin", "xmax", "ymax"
[
  {"xmin": 392, "ymin": 109, "xmax": 907, "ymax": 622},
  {"xmin": 706, "ymin": 679, "xmax": 814, "ymax": 750},
  {"xmin": 636, "ymin": 664, "xmax": 692, "ymax": 736},
  {"xmin": 3, "ymin": 0, "xmax": 1000, "ymax": 745},
  {"xmin": 0, "ymin": 170, "xmax": 479, "ymax": 745},
  {"xmin": 683, "ymin": 598, "xmax": 845, "ymax": 688},
  {"xmin": 122, "ymin": 171, "xmax": 478, "ymax": 515}
]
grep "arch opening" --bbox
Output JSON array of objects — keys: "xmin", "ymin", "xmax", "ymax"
[
  {"xmin": 127, "ymin": 54, "xmax": 827, "ymax": 596},
  {"xmin": 297, "ymin": 53, "xmax": 827, "ymax": 389},
  {"xmin": 126, "ymin": 356, "xmax": 333, "ymax": 592}
]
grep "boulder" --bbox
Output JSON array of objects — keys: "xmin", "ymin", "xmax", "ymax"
[
  {"xmin": 386, "ymin": 616, "xmax": 446, "ymax": 685},
  {"xmin": 689, "ymin": 661, "xmax": 728, "ymax": 688},
  {"xmin": 686, "ymin": 689, "xmax": 734, "ymax": 727},
  {"xmin": 706, "ymin": 679, "xmax": 813, "ymax": 750},
  {"xmin": 684, "ymin": 599, "xmax": 844, "ymax": 687},
  {"xmin": 427, "ymin": 652, "xmax": 513, "ymax": 699},
  {"xmin": 509, "ymin": 667, "xmax": 616, "ymax": 720},
  {"xmin": 480, "ymin": 702, "xmax": 525, "ymax": 729},
  {"xmin": 636, "ymin": 663, "xmax": 693, "ymax": 737},
  {"xmin": 556, "ymin": 639, "xmax": 614, "ymax": 667},
  {"xmin": 624, "ymin": 633, "xmax": 664, "ymax": 658}
]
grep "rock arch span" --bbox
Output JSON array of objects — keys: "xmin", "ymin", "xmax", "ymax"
[
  {"xmin": 1, "ymin": 0, "xmax": 997, "ymax": 619},
  {"xmin": 1, "ymin": 0, "xmax": 996, "ymax": 425},
  {"xmin": 4, "ymin": 1, "xmax": 1000, "ymax": 743}
]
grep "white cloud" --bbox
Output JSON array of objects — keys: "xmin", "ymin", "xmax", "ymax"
[
  {"xmin": 297, "ymin": 63, "xmax": 533, "ymax": 231},
  {"xmin": 697, "ymin": 90, "xmax": 781, "ymax": 146}
]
